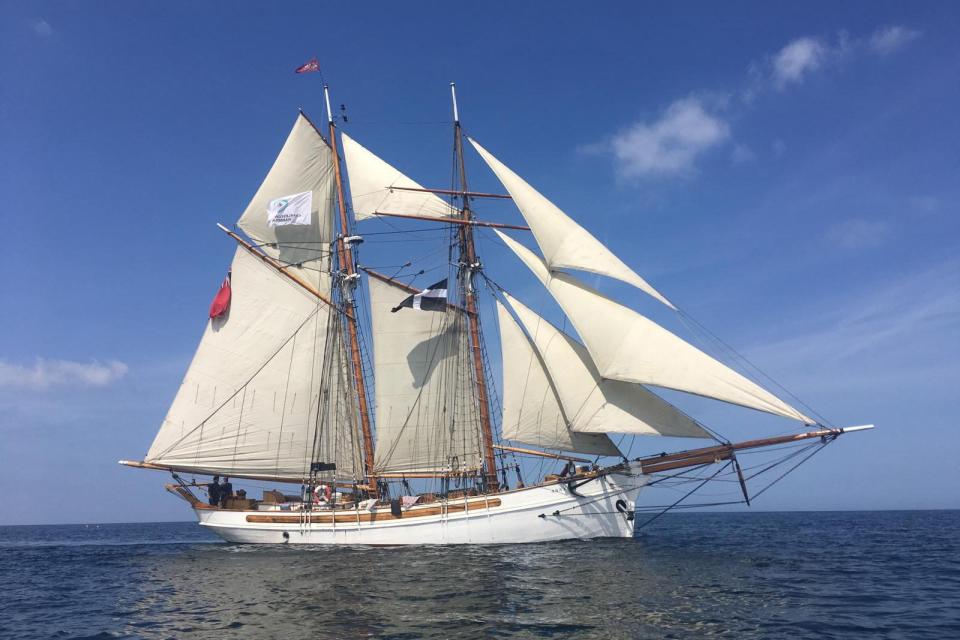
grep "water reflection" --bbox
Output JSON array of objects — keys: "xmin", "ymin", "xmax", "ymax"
[{"xmin": 118, "ymin": 537, "xmax": 775, "ymax": 639}]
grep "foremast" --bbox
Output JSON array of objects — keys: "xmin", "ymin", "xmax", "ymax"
[
  {"xmin": 451, "ymin": 83, "xmax": 499, "ymax": 492},
  {"xmin": 324, "ymin": 85, "xmax": 377, "ymax": 493}
]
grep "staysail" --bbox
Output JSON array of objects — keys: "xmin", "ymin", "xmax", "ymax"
[
  {"xmin": 236, "ymin": 113, "xmax": 335, "ymax": 287},
  {"xmin": 145, "ymin": 246, "xmax": 362, "ymax": 480},
  {"xmin": 502, "ymin": 293, "xmax": 710, "ymax": 439},
  {"xmin": 341, "ymin": 132, "xmax": 455, "ymax": 221},
  {"xmin": 496, "ymin": 300, "xmax": 621, "ymax": 456},
  {"xmin": 495, "ymin": 231, "xmax": 814, "ymax": 424},
  {"xmin": 367, "ymin": 274, "xmax": 484, "ymax": 474},
  {"xmin": 470, "ymin": 138, "xmax": 674, "ymax": 309}
]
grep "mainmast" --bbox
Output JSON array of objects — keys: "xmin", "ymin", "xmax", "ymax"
[
  {"xmin": 324, "ymin": 84, "xmax": 377, "ymax": 492},
  {"xmin": 451, "ymin": 83, "xmax": 499, "ymax": 492}
]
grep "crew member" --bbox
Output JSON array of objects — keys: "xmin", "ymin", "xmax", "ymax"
[
  {"xmin": 207, "ymin": 475, "xmax": 221, "ymax": 506},
  {"xmin": 219, "ymin": 477, "xmax": 233, "ymax": 506}
]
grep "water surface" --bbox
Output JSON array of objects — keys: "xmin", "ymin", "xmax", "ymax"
[{"xmin": 1, "ymin": 511, "xmax": 958, "ymax": 639}]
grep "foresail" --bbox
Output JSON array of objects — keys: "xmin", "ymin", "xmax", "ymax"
[
  {"xmin": 502, "ymin": 293, "xmax": 710, "ymax": 439},
  {"xmin": 145, "ymin": 246, "xmax": 362, "ymax": 481},
  {"xmin": 495, "ymin": 301, "xmax": 621, "ymax": 456},
  {"xmin": 236, "ymin": 113, "xmax": 336, "ymax": 288},
  {"xmin": 341, "ymin": 132, "xmax": 455, "ymax": 221},
  {"xmin": 368, "ymin": 275, "xmax": 484, "ymax": 474},
  {"xmin": 470, "ymin": 138, "xmax": 674, "ymax": 309},
  {"xmin": 496, "ymin": 231, "xmax": 814, "ymax": 424}
]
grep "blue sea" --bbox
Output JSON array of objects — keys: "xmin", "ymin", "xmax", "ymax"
[{"xmin": 1, "ymin": 511, "xmax": 958, "ymax": 639}]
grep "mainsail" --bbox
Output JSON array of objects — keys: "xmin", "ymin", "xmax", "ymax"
[
  {"xmin": 145, "ymin": 246, "xmax": 361, "ymax": 480},
  {"xmin": 495, "ymin": 230, "xmax": 814, "ymax": 424},
  {"xmin": 367, "ymin": 274, "xmax": 484, "ymax": 474},
  {"xmin": 496, "ymin": 300, "xmax": 621, "ymax": 456},
  {"xmin": 341, "ymin": 132, "xmax": 455, "ymax": 221},
  {"xmin": 470, "ymin": 138, "xmax": 674, "ymax": 309},
  {"xmin": 144, "ymin": 112, "xmax": 364, "ymax": 481},
  {"xmin": 236, "ymin": 113, "xmax": 335, "ymax": 286},
  {"xmin": 501, "ymin": 293, "xmax": 710, "ymax": 439}
]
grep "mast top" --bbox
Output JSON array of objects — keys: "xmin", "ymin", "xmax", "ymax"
[
  {"xmin": 324, "ymin": 84, "xmax": 334, "ymax": 124},
  {"xmin": 450, "ymin": 82, "xmax": 460, "ymax": 124}
]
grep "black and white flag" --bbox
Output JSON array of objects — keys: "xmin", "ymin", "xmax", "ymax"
[{"xmin": 391, "ymin": 279, "xmax": 448, "ymax": 313}]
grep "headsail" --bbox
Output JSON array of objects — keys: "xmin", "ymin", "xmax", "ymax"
[
  {"xmin": 495, "ymin": 231, "xmax": 814, "ymax": 424},
  {"xmin": 236, "ymin": 113, "xmax": 336, "ymax": 288},
  {"xmin": 145, "ymin": 246, "xmax": 362, "ymax": 481},
  {"xmin": 470, "ymin": 138, "xmax": 674, "ymax": 309},
  {"xmin": 502, "ymin": 293, "xmax": 710, "ymax": 438},
  {"xmin": 367, "ymin": 275, "xmax": 484, "ymax": 474},
  {"xmin": 495, "ymin": 300, "xmax": 621, "ymax": 456},
  {"xmin": 341, "ymin": 132, "xmax": 455, "ymax": 221}
]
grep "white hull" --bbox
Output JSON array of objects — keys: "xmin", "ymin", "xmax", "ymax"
[{"xmin": 195, "ymin": 463, "xmax": 646, "ymax": 545}]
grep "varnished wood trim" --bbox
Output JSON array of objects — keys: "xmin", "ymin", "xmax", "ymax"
[{"xmin": 245, "ymin": 497, "xmax": 502, "ymax": 524}]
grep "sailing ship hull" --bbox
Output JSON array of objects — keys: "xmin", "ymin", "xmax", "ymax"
[{"xmin": 195, "ymin": 464, "xmax": 646, "ymax": 545}]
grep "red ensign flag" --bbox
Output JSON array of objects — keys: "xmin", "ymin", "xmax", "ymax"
[
  {"xmin": 295, "ymin": 58, "xmax": 320, "ymax": 74},
  {"xmin": 208, "ymin": 272, "xmax": 232, "ymax": 319}
]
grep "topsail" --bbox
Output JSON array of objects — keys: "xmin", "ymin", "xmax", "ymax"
[
  {"xmin": 341, "ymin": 132, "xmax": 455, "ymax": 221},
  {"xmin": 236, "ymin": 113, "xmax": 336, "ymax": 288}
]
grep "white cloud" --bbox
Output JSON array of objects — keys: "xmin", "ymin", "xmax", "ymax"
[
  {"xmin": 868, "ymin": 26, "xmax": 921, "ymax": 55},
  {"xmin": 824, "ymin": 217, "xmax": 893, "ymax": 250},
  {"xmin": 31, "ymin": 18, "xmax": 54, "ymax": 38},
  {"xmin": 0, "ymin": 359, "xmax": 128, "ymax": 391},
  {"xmin": 772, "ymin": 37, "xmax": 828, "ymax": 88},
  {"xmin": 605, "ymin": 97, "xmax": 730, "ymax": 179}
]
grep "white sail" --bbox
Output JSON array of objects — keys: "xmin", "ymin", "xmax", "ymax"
[
  {"xmin": 502, "ymin": 293, "xmax": 710, "ymax": 439},
  {"xmin": 495, "ymin": 231, "xmax": 814, "ymax": 424},
  {"xmin": 367, "ymin": 275, "xmax": 484, "ymax": 474},
  {"xmin": 236, "ymin": 113, "xmax": 336, "ymax": 288},
  {"xmin": 341, "ymin": 132, "xmax": 456, "ymax": 221},
  {"xmin": 146, "ymin": 246, "xmax": 362, "ymax": 480},
  {"xmin": 470, "ymin": 138, "xmax": 674, "ymax": 309},
  {"xmin": 496, "ymin": 301, "xmax": 621, "ymax": 456}
]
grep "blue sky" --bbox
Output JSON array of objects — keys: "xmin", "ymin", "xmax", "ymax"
[{"xmin": 1, "ymin": 2, "xmax": 957, "ymax": 525}]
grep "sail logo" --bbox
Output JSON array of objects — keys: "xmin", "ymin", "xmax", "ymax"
[{"xmin": 267, "ymin": 191, "xmax": 313, "ymax": 226}]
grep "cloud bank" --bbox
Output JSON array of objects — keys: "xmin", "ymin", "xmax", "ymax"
[{"xmin": 0, "ymin": 359, "xmax": 129, "ymax": 391}]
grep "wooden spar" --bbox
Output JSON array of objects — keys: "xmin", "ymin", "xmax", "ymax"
[
  {"xmin": 121, "ymin": 460, "xmax": 310, "ymax": 485},
  {"xmin": 325, "ymin": 85, "xmax": 377, "ymax": 494},
  {"xmin": 386, "ymin": 185, "xmax": 513, "ymax": 199},
  {"xmin": 636, "ymin": 426, "xmax": 868, "ymax": 474},
  {"xmin": 371, "ymin": 211, "xmax": 530, "ymax": 231},
  {"xmin": 451, "ymin": 83, "xmax": 499, "ymax": 492},
  {"xmin": 361, "ymin": 267, "xmax": 472, "ymax": 314},
  {"xmin": 493, "ymin": 444, "xmax": 592, "ymax": 463},
  {"xmin": 641, "ymin": 451, "xmax": 734, "ymax": 475},
  {"xmin": 216, "ymin": 224, "xmax": 342, "ymax": 314}
]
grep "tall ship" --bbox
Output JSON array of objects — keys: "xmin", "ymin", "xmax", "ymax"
[{"xmin": 121, "ymin": 80, "xmax": 872, "ymax": 545}]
